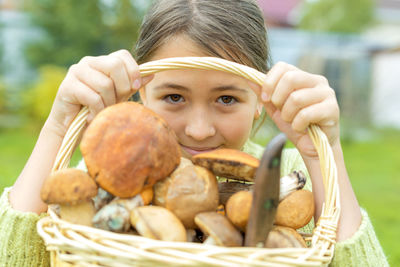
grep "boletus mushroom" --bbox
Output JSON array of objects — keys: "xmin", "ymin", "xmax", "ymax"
[
  {"xmin": 192, "ymin": 148, "xmax": 259, "ymax": 182},
  {"xmin": 153, "ymin": 162, "xmax": 219, "ymax": 229},
  {"xmin": 40, "ymin": 168, "xmax": 97, "ymax": 226},
  {"xmin": 225, "ymin": 187, "xmax": 314, "ymax": 232},
  {"xmin": 194, "ymin": 211, "xmax": 243, "ymax": 247},
  {"xmin": 92, "ymin": 187, "xmax": 153, "ymax": 232},
  {"xmin": 130, "ymin": 206, "xmax": 186, "ymax": 242},
  {"xmin": 80, "ymin": 102, "xmax": 181, "ymax": 198},
  {"xmin": 275, "ymin": 189, "xmax": 315, "ymax": 229},
  {"xmin": 265, "ymin": 226, "xmax": 307, "ymax": 248},
  {"xmin": 225, "ymin": 190, "xmax": 252, "ymax": 232}
]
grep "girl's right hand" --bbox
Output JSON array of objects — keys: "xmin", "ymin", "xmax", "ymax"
[{"xmin": 45, "ymin": 49, "xmax": 153, "ymax": 138}]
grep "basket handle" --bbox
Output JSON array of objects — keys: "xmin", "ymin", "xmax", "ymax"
[{"xmin": 52, "ymin": 56, "xmax": 340, "ymax": 247}]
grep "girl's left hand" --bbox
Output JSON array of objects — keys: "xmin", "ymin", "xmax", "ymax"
[{"xmin": 254, "ymin": 62, "xmax": 340, "ymax": 160}]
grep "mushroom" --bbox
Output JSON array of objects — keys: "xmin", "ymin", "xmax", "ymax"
[
  {"xmin": 130, "ymin": 206, "xmax": 186, "ymax": 242},
  {"xmin": 192, "ymin": 148, "xmax": 259, "ymax": 182},
  {"xmin": 225, "ymin": 190, "xmax": 252, "ymax": 232},
  {"xmin": 40, "ymin": 168, "xmax": 98, "ymax": 226},
  {"xmin": 225, "ymin": 186, "xmax": 313, "ymax": 232},
  {"xmin": 92, "ymin": 187, "xmax": 115, "ymax": 210},
  {"xmin": 275, "ymin": 189, "xmax": 315, "ymax": 229},
  {"xmin": 80, "ymin": 102, "xmax": 181, "ymax": 198},
  {"xmin": 218, "ymin": 170, "xmax": 306, "ymax": 205},
  {"xmin": 194, "ymin": 212, "xmax": 243, "ymax": 247},
  {"xmin": 92, "ymin": 187, "xmax": 153, "ymax": 232},
  {"xmin": 153, "ymin": 163, "xmax": 219, "ymax": 229},
  {"xmin": 218, "ymin": 181, "xmax": 252, "ymax": 205},
  {"xmin": 265, "ymin": 226, "xmax": 307, "ymax": 248}
]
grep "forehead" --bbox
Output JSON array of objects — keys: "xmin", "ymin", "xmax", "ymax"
[{"xmin": 150, "ymin": 35, "xmax": 211, "ymax": 60}]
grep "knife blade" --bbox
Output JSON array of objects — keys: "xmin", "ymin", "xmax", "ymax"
[{"xmin": 244, "ymin": 133, "xmax": 287, "ymax": 247}]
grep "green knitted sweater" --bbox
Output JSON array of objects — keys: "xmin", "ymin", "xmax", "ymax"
[{"xmin": 0, "ymin": 141, "xmax": 388, "ymax": 266}]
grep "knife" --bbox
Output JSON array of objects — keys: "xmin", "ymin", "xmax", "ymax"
[{"xmin": 244, "ymin": 133, "xmax": 287, "ymax": 247}]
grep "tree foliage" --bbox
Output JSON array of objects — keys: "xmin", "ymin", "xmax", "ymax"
[
  {"xmin": 299, "ymin": 0, "xmax": 375, "ymax": 33},
  {"xmin": 24, "ymin": 0, "xmax": 147, "ymax": 68},
  {"xmin": 22, "ymin": 65, "xmax": 67, "ymax": 123}
]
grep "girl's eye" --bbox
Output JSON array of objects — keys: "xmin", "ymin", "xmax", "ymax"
[
  {"xmin": 218, "ymin": 95, "xmax": 237, "ymax": 105},
  {"xmin": 164, "ymin": 94, "xmax": 184, "ymax": 103}
]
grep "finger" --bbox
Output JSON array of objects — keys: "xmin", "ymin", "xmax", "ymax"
[
  {"xmin": 280, "ymin": 86, "xmax": 328, "ymax": 123},
  {"xmin": 261, "ymin": 62, "xmax": 298, "ymax": 102},
  {"xmin": 72, "ymin": 64, "xmax": 116, "ymax": 107},
  {"xmin": 141, "ymin": 74, "xmax": 155, "ymax": 86},
  {"xmin": 291, "ymin": 99, "xmax": 339, "ymax": 133},
  {"xmin": 86, "ymin": 55, "xmax": 132, "ymax": 102},
  {"xmin": 247, "ymin": 81, "xmax": 262, "ymax": 97},
  {"xmin": 109, "ymin": 50, "xmax": 142, "ymax": 97},
  {"xmin": 69, "ymin": 79, "xmax": 105, "ymax": 121},
  {"xmin": 271, "ymin": 71, "xmax": 328, "ymax": 109}
]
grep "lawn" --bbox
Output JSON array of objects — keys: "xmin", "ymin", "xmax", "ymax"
[{"xmin": 0, "ymin": 126, "xmax": 399, "ymax": 265}]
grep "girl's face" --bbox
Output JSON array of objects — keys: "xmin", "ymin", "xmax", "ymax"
[{"xmin": 141, "ymin": 35, "xmax": 261, "ymax": 158}]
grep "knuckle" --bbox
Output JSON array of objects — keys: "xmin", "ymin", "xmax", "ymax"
[
  {"xmin": 100, "ymin": 78, "xmax": 114, "ymax": 90},
  {"xmin": 108, "ymin": 56, "xmax": 123, "ymax": 69},
  {"xmin": 290, "ymin": 91, "xmax": 302, "ymax": 106},
  {"xmin": 69, "ymin": 64, "xmax": 79, "ymax": 74},
  {"xmin": 316, "ymin": 74, "xmax": 328, "ymax": 84},
  {"xmin": 79, "ymin": 56, "xmax": 92, "ymax": 65},
  {"xmin": 298, "ymin": 109, "xmax": 308, "ymax": 121},
  {"xmin": 275, "ymin": 61, "xmax": 287, "ymax": 68},
  {"xmin": 91, "ymin": 93, "xmax": 102, "ymax": 105},
  {"xmin": 328, "ymin": 87, "xmax": 336, "ymax": 98},
  {"xmin": 118, "ymin": 49, "xmax": 131, "ymax": 57},
  {"xmin": 282, "ymin": 70, "xmax": 297, "ymax": 83}
]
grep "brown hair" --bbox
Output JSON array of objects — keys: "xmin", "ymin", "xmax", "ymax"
[
  {"xmin": 134, "ymin": 0, "xmax": 270, "ymax": 136},
  {"xmin": 134, "ymin": 0, "xmax": 271, "ymax": 73}
]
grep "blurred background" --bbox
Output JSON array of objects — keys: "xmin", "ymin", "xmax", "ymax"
[{"xmin": 0, "ymin": 0, "xmax": 399, "ymax": 265}]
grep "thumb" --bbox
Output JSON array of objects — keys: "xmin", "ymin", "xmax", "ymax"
[
  {"xmin": 247, "ymin": 81, "xmax": 262, "ymax": 97},
  {"xmin": 141, "ymin": 74, "xmax": 154, "ymax": 87}
]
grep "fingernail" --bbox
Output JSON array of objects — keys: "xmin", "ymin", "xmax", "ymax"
[
  {"xmin": 132, "ymin": 79, "xmax": 142, "ymax": 90},
  {"xmin": 261, "ymin": 92, "xmax": 268, "ymax": 102}
]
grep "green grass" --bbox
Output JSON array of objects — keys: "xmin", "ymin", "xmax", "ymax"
[
  {"xmin": 341, "ymin": 129, "xmax": 400, "ymax": 266},
  {"xmin": 0, "ymin": 126, "xmax": 399, "ymax": 265}
]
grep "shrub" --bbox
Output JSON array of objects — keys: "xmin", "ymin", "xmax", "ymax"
[{"xmin": 23, "ymin": 65, "xmax": 66, "ymax": 124}]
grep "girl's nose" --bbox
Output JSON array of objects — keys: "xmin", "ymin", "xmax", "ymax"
[{"xmin": 184, "ymin": 111, "xmax": 216, "ymax": 141}]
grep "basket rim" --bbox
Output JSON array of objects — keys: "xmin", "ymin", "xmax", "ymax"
[{"xmin": 39, "ymin": 56, "xmax": 341, "ymax": 267}]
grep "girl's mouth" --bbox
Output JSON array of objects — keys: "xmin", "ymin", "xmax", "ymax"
[{"xmin": 180, "ymin": 145, "xmax": 220, "ymax": 156}]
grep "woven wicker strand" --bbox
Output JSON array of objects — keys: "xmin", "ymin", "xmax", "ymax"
[{"xmin": 37, "ymin": 57, "xmax": 340, "ymax": 267}]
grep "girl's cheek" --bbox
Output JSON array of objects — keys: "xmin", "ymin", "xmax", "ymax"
[{"xmin": 217, "ymin": 111, "xmax": 254, "ymax": 149}]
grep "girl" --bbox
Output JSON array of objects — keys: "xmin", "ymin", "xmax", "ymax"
[{"xmin": 0, "ymin": 0, "xmax": 387, "ymax": 266}]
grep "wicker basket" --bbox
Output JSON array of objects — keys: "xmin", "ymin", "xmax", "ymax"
[{"xmin": 37, "ymin": 57, "xmax": 341, "ymax": 267}]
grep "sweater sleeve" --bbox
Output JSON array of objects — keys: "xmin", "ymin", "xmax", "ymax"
[
  {"xmin": 0, "ymin": 187, "xmax": 50, "ymax": 267},
  {"xmin": 330, "ymin": 209, "xmax": 389, "ymax": 266},
  {"xmin": 280, "ymin": 148, "xmax": 388, "ymax": 266}
]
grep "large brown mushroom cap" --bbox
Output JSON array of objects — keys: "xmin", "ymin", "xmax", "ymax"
[
  {"xmin": 154, "ymin": 164, "xmax": 219, "ymax": 229},
  {"xmin": 80, "ymin": 102, "xmax": 181, "ymax": 198},
  {"xmin": 41, "ymin": 168, "xmax": 98, "ymax": 205},
  {"xmin": 192, "ymin": 148, "xmax": 259, "ymax": 182}
]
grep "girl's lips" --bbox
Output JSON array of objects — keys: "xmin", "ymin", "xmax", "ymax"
[{"xmin": 180, "ymin": 145, "xmax": 220, "ymax": 156}]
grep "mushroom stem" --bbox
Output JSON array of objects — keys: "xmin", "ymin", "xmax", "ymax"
[{"xmin": 59, "ymin": 201, "xmax": 96, "ymax": 226}]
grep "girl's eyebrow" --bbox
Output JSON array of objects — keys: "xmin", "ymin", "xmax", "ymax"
[
  {"xmin": 154, "ymin": 83, "xmax": 248, "ymax": 94},
  {"xmin": 212, "ymin": 85, "xmax": 249, "ymax": 94},
  {"xmin": 153, "ymin": 83, "xmax": 189, "ymax": 91}
]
